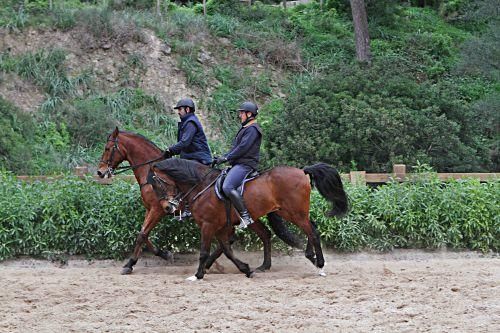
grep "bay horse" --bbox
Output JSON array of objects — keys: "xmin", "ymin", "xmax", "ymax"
[
  {"xmin": 97, "ymin": 127, "xmax": 301, "ymax": 274},
  {"xmin": 151, "ymin": 158, "xmax": 348, "ymax": 280}
]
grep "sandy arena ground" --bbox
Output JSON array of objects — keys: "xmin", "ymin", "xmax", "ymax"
[{"xmin": 0, "ymin": 250, "xmax": 498, "ymax": 333}]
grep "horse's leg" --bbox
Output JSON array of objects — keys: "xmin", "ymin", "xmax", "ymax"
[
  {"xmin": 144, "ymin": 237, "xmax": 173, "ymax": 263},
  {"xmin": 305, "ymin": 237, "xmax": 316, "ymax": 265},
  {"xmin": 216, "ymin": 234, "xmax": 254, "ymax": 278},
  {"xmin": 249, "ymin": 219, "xmax": 272, "ymax": 272},
  {"xmin": 274, "ymin": 211, "xmax": 325, "ymax": 275},
  {"xmin": 122, "ymin": 207, "xmax": 166, "ymax": 275},
  {"xmin": 205, "ymin": 229, "xmax": 235, "ymax": 272},
  {"xmin": 310, "ymin": 219, "xmax": 326, "ymax": 273},
  {"xmin": 205, "ymin": 218, "xmax": 271, "ymax": 273},
  {"xmin": 205, "ymin": 246, "xmax": 224, "ymax": 271},
  {"xmin": 189, "ymin": 224, "xmax": 216, "ymax": 281}
]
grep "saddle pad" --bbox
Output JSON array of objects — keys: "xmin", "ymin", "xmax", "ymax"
[{"xmin": 215, "ymin": 170, "xmax": 259, "ymax": 201}]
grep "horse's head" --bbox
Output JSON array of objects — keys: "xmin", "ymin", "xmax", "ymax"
[
  {"xmin": 97, "ymin": 127, "xmax": 127, "ymax": 178},
  {"xmin": 150, "ymin": 167, "xmax": 182, "ymax": 214}
]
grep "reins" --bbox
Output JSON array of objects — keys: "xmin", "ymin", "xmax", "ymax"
[
  {"xmin": 172, "ymin": 168, "xmax": 218, "ymax": 204},
  {"xmin": 113, "ymin": 156, "xmax": 164, "ymax": 175}
]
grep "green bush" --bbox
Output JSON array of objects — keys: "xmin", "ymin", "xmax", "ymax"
[
  {"xmin": 0, "ymin": 98, "xmax": 35, "ymax": 174},
  {"xmin": 0, "ymin": 170, "xmax": 497, "ymax": 261},
  {"xmin": 265, "ymin": 58, "xmax": 496, "ymax": 172},
  {"xmin": 313, "ymin": 177, "xmax": 499, "ymax": 252},
  {"xmin": 0, "ymin": 172, "xmax": 200, "ymax": 260}
]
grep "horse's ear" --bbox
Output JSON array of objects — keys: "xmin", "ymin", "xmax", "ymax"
[{"xmin": 112, "ymin": 126, "xmax": 119, "ymax": 138}]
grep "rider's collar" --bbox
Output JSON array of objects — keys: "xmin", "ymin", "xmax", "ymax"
[
  {"xmin": 180, "ymin": 112, "xmax": 194, "ymax": 121},
  {"xmin": 241, "ymin": 118, "xmax": 256, "ymax": 128}
]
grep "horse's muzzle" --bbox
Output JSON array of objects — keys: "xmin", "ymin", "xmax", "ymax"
[{"xmin": 96, "ymin": 168, "xmax": 113, "ymax": 179}]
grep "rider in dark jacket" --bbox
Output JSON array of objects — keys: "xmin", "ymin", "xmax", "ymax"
[
  {"xmin": 163, "ymin": 98, "xmax": 212, "ymax": 165},
  {"xmin": 163, "ymin": 98, "xmax": 212, "ymax": 218},
  {"xmin": 213, "ymin": 101, "xmax": 262, "ymax": 228}
]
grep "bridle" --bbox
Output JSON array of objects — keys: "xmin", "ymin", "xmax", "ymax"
[
  {"xmin": 100, "ymin": 136, "xmax": 163, "ymax": 176},
  {"xmin": 100, "ymin": 137, "xmax": 125, "ymax": 177}
]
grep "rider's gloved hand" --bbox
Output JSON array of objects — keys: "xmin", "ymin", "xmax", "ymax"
[
  {"xmin": 212, "ymin": 156, "xmax": 227, "ymax": 167},
  {"xmin": 162, "ymin": 149, "xmax": 172, "ymax": 159}
]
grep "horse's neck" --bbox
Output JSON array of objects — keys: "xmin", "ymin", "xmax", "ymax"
[{"xmin": 121, "ymin": 134, "xmax": 161, "ymax": 184}]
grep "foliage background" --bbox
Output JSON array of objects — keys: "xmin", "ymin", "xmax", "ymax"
[
  {"xmin": 1, "ymin": 170, "xmax": 498, "ymax": 261},
  {"xmin": 0, "ymin": 0, "xmax": 498, "ymax": 259},
  {"xmin": 0, "ymin": 0, "xmax": 498, "ymax": 174}
]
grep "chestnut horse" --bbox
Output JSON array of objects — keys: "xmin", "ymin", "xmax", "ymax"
[
  {"xmin": 97, "ymin": 127, "xmax": 301, "ymax": 274},
  {"xmin": 151, "ymin": 158, "xmax": 348, "ymax": 280}
]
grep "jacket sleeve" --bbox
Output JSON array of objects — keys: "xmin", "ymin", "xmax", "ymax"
[
  {"xmin": 168, "ymin": 122, "xmax": 197, "ymax": 155},
  {"xmin": 224, "ymin": 126, "xmax": 260, "ymax": 162}
]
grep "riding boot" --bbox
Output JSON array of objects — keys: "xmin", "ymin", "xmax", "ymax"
[{"xmin": 227, "ymin": 189, "xmax": 254, "ymax": 229}]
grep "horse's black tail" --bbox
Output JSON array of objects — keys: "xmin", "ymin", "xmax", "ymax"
[
  {"xmin": 303, "ymin": 162, "xmax": 349, "ymax": 217},
  {"xmin": 267, "ymin": 212, "xmax": 304, "ymax": 249}
]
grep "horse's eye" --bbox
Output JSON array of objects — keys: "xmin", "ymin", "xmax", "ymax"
[{"xmin": 105, "ymin": 148, "xmax": 110, "ymax": 151}]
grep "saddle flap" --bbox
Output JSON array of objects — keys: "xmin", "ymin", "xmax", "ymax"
[{"xmin": 215, "ymin": 168, "xmax": 259, "ymax": 201}]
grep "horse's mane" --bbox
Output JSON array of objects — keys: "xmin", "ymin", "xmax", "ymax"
[
  {"xmin": 155, "ymin": 158, "xmax": 207, "ymax": 184},
  {"xmin": 117, "ymin": 131, "xmax": 162, "ymax": 150}
]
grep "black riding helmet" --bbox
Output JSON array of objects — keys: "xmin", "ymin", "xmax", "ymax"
[
  {"xmin": 174, "ymin": 98, "xmax": 196, "ymax": 112},
  {"xmin": 237, "ymin": 101, "xmax": 258, "ymax": 116}
]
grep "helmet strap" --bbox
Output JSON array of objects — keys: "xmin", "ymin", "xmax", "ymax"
[{"xmin": 241, "ymin": 115, "xmax": 255, "ymax": 127}]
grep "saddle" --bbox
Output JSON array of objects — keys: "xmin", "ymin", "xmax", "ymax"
[{"xmin": 214, "ymin": 167, "xmax": 259, "ymax": 201}]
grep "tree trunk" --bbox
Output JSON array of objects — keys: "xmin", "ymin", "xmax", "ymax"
[
  {"xmin": 156, "ymin": 0, "xmax": 161, "ymax": 17},
  {"xmin": 283, "ymin": 0, "xmax": 287, "ymax": 10},
  {"xmin": 203, "ymin": 0, "xmax": 207, "ymax": 15},
  {"xmin": 350, "ymin": 0, "xmax": 371, "ymax": 64}
]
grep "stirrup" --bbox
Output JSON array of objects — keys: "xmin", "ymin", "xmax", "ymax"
[
  {"xmin": 238, "ymin": 216, "xmax": 254, "ymax": 229},
  {"xmin": 175, "ymin": 209, "xmax": 192, "ymax": 221}
]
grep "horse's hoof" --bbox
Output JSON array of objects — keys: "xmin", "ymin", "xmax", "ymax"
[
  {"xmin": 246, "ymin": 271, "xmax": 255, "ymax": 278},
  {"xmin": 255, "ymin": 265, "xmax": 270, "ymax": 272},
  {"xmin": 185, "ymin": 275, "xmax": 199, "ymax": 282},
  {"xmin": 121, "ymin": 267, "xmax": 133, "ymax": 275},
  {"xmin": 318, "ymin": 268, "xmax": 326, "ymax": 277},
  {"xmin": 157, "ymin": 250, "xmax": 174, "ymax": 263}
]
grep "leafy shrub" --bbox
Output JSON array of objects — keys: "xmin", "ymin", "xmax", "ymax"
[
  {"xmin": 0, "ymin": 171, "xmax": 497, "ymax": 261},
  {"xmin": 13, "ymin": 49, "xmax": 77, "ymax": 97},
  {"xmin": 53, "ymin": 98, "xmax": 117, "ymax": 147},
  {"xmin": 41, "ymin": 88, "xmax": 171, "ymax": 148},
  {"xmin": 0, "ymin": 173, "xmax": 200, "ymax": 260},
  {"xmin": 265, "ymin": 59, "xmax": 496, "ymax": 172},
  {"xmin": 206, "ymin": 13, "xmax": 240, "ymax": 37},
  {"xmin": 456, "ymin": 23, "xmax": 500, "ymax": 81},
  {"xmin": 0, "ymin": 5, "xmax": 29, "ymax": 31},
  {"xmin": 108, "ymin": 0, "xmax": 155, "ymax": 10},
  {"xmin": 312, "ymin": 177, "xmax": 499, "ymax": 252},
  {"xmin": 0, "ymin": 98, "xmax": 35, "ymax": 173}
]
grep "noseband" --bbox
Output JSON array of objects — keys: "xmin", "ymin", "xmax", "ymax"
[{"xmin": 100, "ymin": 137, "xmax": 125, "ymax": 176}]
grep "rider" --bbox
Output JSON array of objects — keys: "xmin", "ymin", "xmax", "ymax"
[
  {"xmin": 213, "ymin": 101, "xmax": 262, "ymax": 229},
  {"xmin": 162, "ymin": 98, "xmax": 212, "ymax": 218},
  {"xmin": 163, "ymin": 98, "xmax": 212, "ymax": 165}
]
